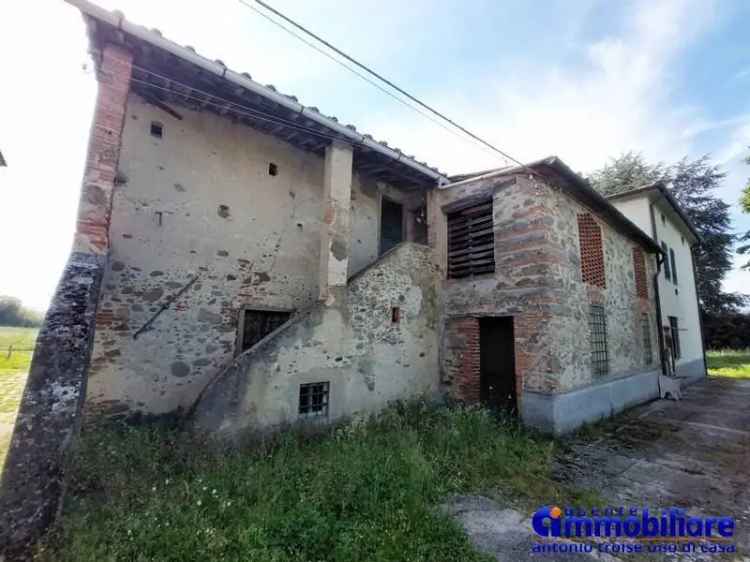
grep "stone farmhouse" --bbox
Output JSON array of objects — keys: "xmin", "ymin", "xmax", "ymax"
[
  {"xmin": 1, "ymin": 0, "xmax": 708, "ymax": 544},
  {"xmin": 34, "ymin": 0, "xmax": 709, "ymax": 438}
]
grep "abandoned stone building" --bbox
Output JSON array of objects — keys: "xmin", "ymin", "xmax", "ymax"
[
  {"xmin": 33, "ymin": 0, "xmax": 712, "ymax": 436},
  {"xmin": 1, "ymin": 0, "xmax": 709, "ymax": 545}
]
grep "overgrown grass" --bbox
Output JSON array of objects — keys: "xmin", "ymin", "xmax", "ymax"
[
  {"xmin": 38, "ymin": 404, "xmax": 591, "ymax": 562},
  {"xmin": 707, "ymin": 349, "xmax": 750, "ymax": 379},
  {"xmin": 0, "ymin": 327, "xmax": 35, "ymax": 470}
]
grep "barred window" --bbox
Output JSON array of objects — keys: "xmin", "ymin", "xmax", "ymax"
[
  {"xmin": 299, "ymin": 382, "xmax": 330, "ymax": 418},
  {"xmin": 589, "ymin": 304, "xmax": 609, "ymax": 376},
  {"xmin": 577, "ymin": 213, "xmax": 606, "ymax": 288},
  {"xmin": 447, "ymin": 200, "xmax": 495, "ymax": 279},
  {"xmin": 632, "ymin": 247, "xmax": 648, "ymax": 299},
  {"xmin": 641, "ymin": 314, "xmax": 653, "ymax": 365}
]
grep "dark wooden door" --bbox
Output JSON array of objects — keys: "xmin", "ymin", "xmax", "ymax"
[{"xmin": 479, "ymin": 317, "xmax": 517, "ymax": 413}]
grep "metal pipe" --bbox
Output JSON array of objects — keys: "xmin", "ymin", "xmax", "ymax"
[
  {"xmin": 649, "ymin": 203, "xmax": 667, "ymax": 375},
  {"xmin": 66, "ymin": 0, "xmax": 448, "ymax": 185}
]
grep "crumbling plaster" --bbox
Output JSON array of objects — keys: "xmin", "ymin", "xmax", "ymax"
[
  {"xmin": 86, "ymin": 93, "xmax": 415, "ymax": 419},
  {"xmin": 192, "ymin": 242, "xmax": 440, "ymax": 439}
]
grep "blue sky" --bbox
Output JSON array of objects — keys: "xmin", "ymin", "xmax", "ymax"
[{"xmin": 1, "ymin": 0, "xmax": 749, "ymax": 311}]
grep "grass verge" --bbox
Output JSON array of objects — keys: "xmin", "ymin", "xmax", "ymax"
[
  {"xmin": 706, "ymin": 349, "xmax": 750, "ymax": 379},
  {"xmin": 38, "ymin": 403, "xmax": 593, "ymax": 562},
  {"xmin": 0, "ymin": 326, "xmax": 36, "ymax": 470}
]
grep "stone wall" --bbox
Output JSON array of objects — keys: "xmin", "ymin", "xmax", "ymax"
[
  {"xmin": 429, "ymin": 172, "xmax": 658, "ymax": 415},
  {"xmin": 85, "ymin": 93, "xmax": 420, "ymax": 420},
  {"xmin": 0, "ymin": 43, "xmax": 133, "ymax": 553},
  {"xmin": 192, "ymin": 242, "xmax": 440, "ymax": 439}
]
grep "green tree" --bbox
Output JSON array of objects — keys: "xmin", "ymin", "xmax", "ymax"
[
  {"xmin": 737, "ymin": 149, "xmax": 750, "ymax": 266},
  {"xmin": 0, "ymin": 295, "xmax": 43, "ymax": 327},
  {"xmin": 589, "ymin": 153, "xmax": 744, "ymax": 314}
]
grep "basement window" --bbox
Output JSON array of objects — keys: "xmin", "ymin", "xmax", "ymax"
[
  {"xmin": 642, "ymin": 314, "xmax": 653, "ymax": 365},
  {"xmin": 589, "ymin": 304, "xmax": 609, "ymax": 376},
  {"xmin": 447, "ymin": 200, "xmax": 495, "ymax": 279},
  {"xmin": 237, "ymin": 308, "xmax": 292, "ymax": 354},
  {"xmin": 150, "ymin": 121, "xmax": 163, "ymax": 138},
  {"xmin": 299, "ymin": 382, "xmax": 329, "ymax": 418},
  {"xmin": 268, "ymin": 162, "xmax": 278, "ymax": 176}
]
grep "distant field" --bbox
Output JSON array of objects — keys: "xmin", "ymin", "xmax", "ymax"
[
  {"xmin": 0, "ymin": 326, "xmax": 36, "ymax": 470},
  {"xmin": 706, "ymin": 349, "xmax": 750, "ymax": 379}
]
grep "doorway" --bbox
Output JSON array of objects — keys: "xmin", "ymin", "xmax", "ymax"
[
  {"xmin": 379, "ymin": 197, "xmax": 404, "ymax": 255},
  {"xmin": 479, "ymin": 317, "xmax": 517, "ymax": 413}
]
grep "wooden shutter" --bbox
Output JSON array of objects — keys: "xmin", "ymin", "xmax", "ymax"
[{"xmin": 447, "ymin": 200, "xmax": 495, "ymax": 279}]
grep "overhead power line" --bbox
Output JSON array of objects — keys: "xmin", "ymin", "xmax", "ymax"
[
  {"xmin": 235, "ymin": 0, "xmax": 500, "ymax": 162},
  {"xmin": 240, "ymin": 0, "xmax": 529, "ymax": 171}
]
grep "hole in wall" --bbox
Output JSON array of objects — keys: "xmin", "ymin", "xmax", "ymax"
[
  {"xmin": 268, "ymin": 162, "xmax": 278, "ymax": 176},
  {"xmin": 391, "ymin": 307, "xmax": 400, "ymax": 324},
  {"xmin": 150, "ymin": 121, "xmax": 163, "ymax": 138}
]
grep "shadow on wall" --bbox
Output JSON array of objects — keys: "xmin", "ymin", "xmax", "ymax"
[{"xmin": 191, "ymin": 242, "xmax": 441, "ymax": 440}]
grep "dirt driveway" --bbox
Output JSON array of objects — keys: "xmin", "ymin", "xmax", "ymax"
[
  {"xmin": 445, "ymin": 376, "xmax": 749, "ymax": 561},
  {"xmin": 556, "ymin": 375, "xmax": 750, "ymax": 559}
]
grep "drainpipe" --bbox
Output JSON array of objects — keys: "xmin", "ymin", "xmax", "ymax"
[
  {"xmin": 690, "ymin": 245, "xmax": 709, "ymax": 377},
  {"xmin": 649, "ymin": 204, "xmax": 667, "ymax": 375}
]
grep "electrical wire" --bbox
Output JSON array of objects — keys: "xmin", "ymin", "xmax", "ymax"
[
  {"xmin": 240, "ymin": 0, "xmax": 528, "ymax": 170},
  {"xmin": 236, "ymin": 0, "xmax": 505, "ymax": 164}
]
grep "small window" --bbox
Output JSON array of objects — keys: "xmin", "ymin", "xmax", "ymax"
[
  {"xmin": 577, "ymin": 213, "xmax": 606, "ymax": 288},
  {"xmin": 661, "ymin": 213, "xmax": 666, "ymax": 225},
  {"xmin": 268, "ymin": 162, "xmax": 278, "ymax": 176},
  {"xmin": 391, "ymin": 307, "xmax": 400, "ymax": 323},
  {"xmin": 299, "ymin": 382, "xmax": 329, "ymax": 417},
  {"xmin": 447, "ymin": 200, "xmax": 495, "ymax": 279},
  {"xmin": 641, "ymin": 314, "xmax": 653, "ymax": 365},
  {"xmin": 681, "ymin": 236, "xmax": 685, "ymax": 245},
  {"xmin": 150, "ymin": 121, "xmax": 163, "ymax": 138},
  {"xmin": 661, "ymin": 242, "xmax": 671, "ymax": 281},
  {"xmin": 589, "ymin": 304, "xmax": 609, "ymax": 376},
  {"xmin": 668, "ymin": 316, "xmax": 681, "ymax": 360},
  {"xmin": 669, "ymin": 248, "xmax": 678, "ymax": 285},
  {"xmin": 238, "ymin": 308, "xmax": 292, "ymax": 354}
]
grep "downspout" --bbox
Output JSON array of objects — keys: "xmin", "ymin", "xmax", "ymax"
[
  {"xmin": 690, "ymin": 244, "xmax": 709, "ymax": 376},
  {"xmin": 649, "ymin": 204, "xmax": 667, "ymax": 375}
]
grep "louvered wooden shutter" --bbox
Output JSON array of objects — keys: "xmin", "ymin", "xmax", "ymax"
[{"xmin": 447, "ymin": 200, "xmax": 495, "ymax": 279}]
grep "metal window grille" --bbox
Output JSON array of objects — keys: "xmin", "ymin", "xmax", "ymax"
[
  {"xmin": 669, "ymin": 316, "xmax": 681, "ymax": 359},
  {"xmin": 447, "ymin": 200, "xmax": 495, "ymax": 279},
  {"xmin": 299, "ymin": 382, "xmax": 329, "ymax": 417},
  {"xmin": 641, "ymin": 314, "xmax": 653, "ymax": 365},
  {"xmin": 589, "ymin": 304, "xmax": 609, "ymax": 376}
]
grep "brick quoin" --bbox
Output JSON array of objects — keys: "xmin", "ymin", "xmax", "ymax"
[{"xmin": 75, "ymin": 43, "xmax": 133, "ymax": 254}]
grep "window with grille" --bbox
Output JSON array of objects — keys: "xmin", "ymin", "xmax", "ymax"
[
  {"xmin": 577, "ymin": 213, "xmax": 606, "ymax": 288},
  {"xmin": 299, "ymin": 382, "xmax": 329, "ymax": 418},
  {"xmin": 661, "ymin": 242, "xmax": 671, "ymax": 281},
  {"xmin": 238, "ymin": 308, "xmax": 292, "ymax": 354},
  {"xmin": 668, "ymin": 316, "xmax": 681, "ymax": 359},
  {"xmin": 641, "ymin": 314, "xmax": 653, "ymax": 365},
  {"xmin": 447, "ymin": 200, "xmax": 495, "ymax": 279},
  {"xmin": 632, "ymin": 247, "xmax": 648, "ymax": 299},
  {"xmin": 589, "ymin": 304, "xmax": 609, "ymax": 376}
]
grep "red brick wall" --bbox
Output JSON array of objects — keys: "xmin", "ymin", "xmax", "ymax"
[
  {"xmin": 577, "ymin": 213, "xmax": 606, "ymax": 288},
  {"xmin": 632, "ymin": 246, "xmax": 648, "ymax": 300},
  {"xmin": 75, "ymin": 43, "xmax": 133, "ymax": 255},
  {"xmin": 444, "ymin": 317, "xmax": 481, "ymax": 402}
]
